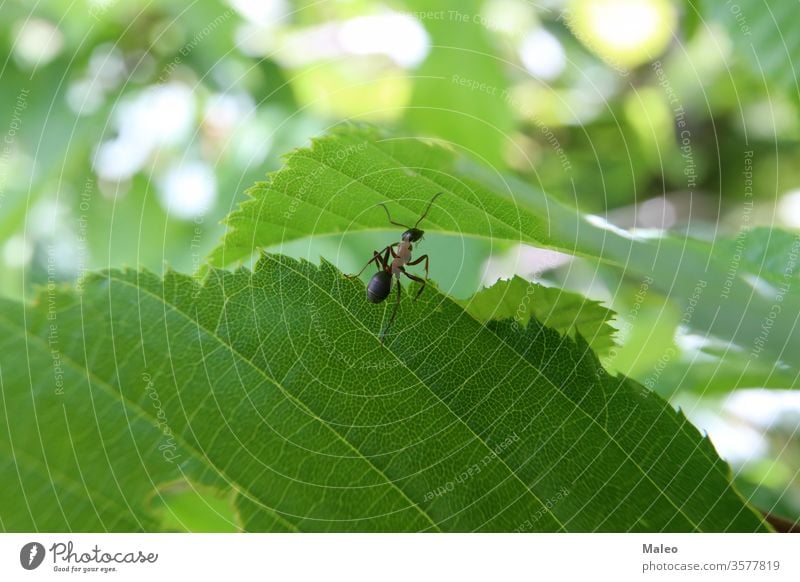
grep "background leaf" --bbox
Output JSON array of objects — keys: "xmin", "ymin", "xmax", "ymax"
[
  {"xmin": 458, "ymin": 276, "xmax": 617, "ymax": 354},
  {"xmin": 405, "ymin": 0, "xmax": 514, "ymax": 166},
  {"xmin": 209, "ymin": 126, "xmax": 800, "ymax": 389}
]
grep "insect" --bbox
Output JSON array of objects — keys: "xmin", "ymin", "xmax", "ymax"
[{"xmin": 347, "ymin": 192, "xmax": 443, "ymax": 341}]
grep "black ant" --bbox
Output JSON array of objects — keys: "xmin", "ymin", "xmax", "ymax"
[{"xmin": 347, "ymin": 192, "xmax": 443, "ymax": 341}]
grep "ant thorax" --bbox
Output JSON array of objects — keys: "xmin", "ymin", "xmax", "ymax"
[{"xmin": 392, "ymin": 241, "xmax": 413, "ymax": 273}]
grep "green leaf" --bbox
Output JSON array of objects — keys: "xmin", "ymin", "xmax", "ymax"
[
  {"xmin": 458, "ymin": 276, "xmax": 617, "ymax": 354},
  {"xmin": 716, "ymin": 226, "xmax": 800, "ymax": 288},
  {"xmin": 208, "ymin": 125, "xmax": 551, "ymax": 268},
  {"xmin": 0, "ymin": 255, "xmax": 767, "ymax": 531},
  {"xmin": 652, "ymin": 355, "xmax": 799, "ymax": 397},
  {"xmin": 209, "ymin": 126, "xmax": 800, "ymax": 388}
]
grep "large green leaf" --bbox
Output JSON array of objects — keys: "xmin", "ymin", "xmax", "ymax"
[
  {"xmin": 208, "ymin": 126, "xmax": 800, "ymax": 387},
  {"xmin": 0, "ymin": 255, "xmax": 767, "ymax": 531}
]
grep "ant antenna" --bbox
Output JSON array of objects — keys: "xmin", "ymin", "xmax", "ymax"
[
  {"xmin": 414, "ymin": 191, "xmax": 443, "ymax": 228},
  {"xmin": 379, "ymin": 203, "xmax": 412, "ymax": 230},
  {"xmin": 379, "ymin": 192, "xmax": 444, "ymax": 229}
]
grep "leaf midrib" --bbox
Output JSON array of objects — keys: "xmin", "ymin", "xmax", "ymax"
[
  {"xmin": 274, "ymin": 256, "xmax": 708, "ymax": 531},
  {"xmin": 106, "ymin": 272, "xmax": 444, "ymax": 532},
  {"xmin": 110, "ymin": 267, "xmax": 575, "ymax": 531},
  {"xmin": 267, "ymin": 257, "xmax": 578, "ymax": 531},
  {"xmin": 0, "ymin": 309, "xmax": 300, "ymax": 533}
]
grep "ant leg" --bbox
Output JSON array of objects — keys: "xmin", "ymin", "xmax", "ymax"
[
  {"xmin": 375, "ymin": 243, "xmax": 397, "ymax": 274},
  {"xmin": 378, "ymin": 243, "xmax": 401, "ymax": 274},
  {"xmin": 346, "ymin": 246, "xmax": 390, "ymax": 278},
  {"xmin": 382, "ymin": 243, "xmax": 395, "ymax": 266},
  {"xmin": 380, "ymin": 276, "xmax": 402, "ymax": 342},
  {"xmin": 406, "ymin": 253, "xmax": 429, "ymax": 278},
  {"xmin": 346, "ymin": 250, "xmax": 380, "ymax": 278},
  {"xmin": 406, "ymin": 254, "xmax": 429, "ymax": 300},
  {"xmin": 401, "ymin": 268, "xmax": 427, "ymax": 300}
]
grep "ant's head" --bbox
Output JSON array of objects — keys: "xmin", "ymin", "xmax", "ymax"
[
  {"xmin": 402, "ymin": 228, "xmax": 424, "ymax": 243},
  {"xmin": 380, "ymin": 192, "xmax": 442, "ymax": 244}
]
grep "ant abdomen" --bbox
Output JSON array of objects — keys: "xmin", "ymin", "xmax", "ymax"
[{"xmin": 367, "ymin": 271, "xmax": 392, "ymax": 303}]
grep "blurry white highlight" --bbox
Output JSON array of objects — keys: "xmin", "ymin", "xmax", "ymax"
[
  {"xmin": 778, "ymin": 189, "xmax": 800, "ymax": 228},
  {"xmin": 244, "ymin": 12, "xmax": 430, "ymax": 68},
  {"xmin": 13, "ymin": 19, "xmax": 64, "ymax": 67},
  {"xmin": 520, "ymin": 28, "xmax": 566, "ymax": 80},
  {"xmin": 159, "ymin": 162, "xmax": 217, "ymax": 219},
  {"xmin": 228, "ymin": 0, "xmax": 288, "ymax": 26},
  {"xmin": 339, "ymin": 14, "xmax": 429, "ymax": 68},
  {"xmin": 584, "ymin": 0, "xmax": 662, "ymax": 52},
  {"xmin": 93, "ymin": 83, "xmax": 195, "ymax": 181}
]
